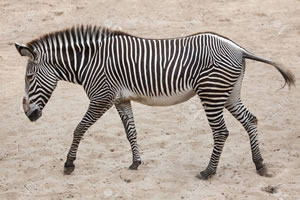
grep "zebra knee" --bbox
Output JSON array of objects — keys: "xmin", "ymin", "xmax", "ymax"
[
  {"xmin": 213, "ymin": 130, "xmax": 229, "ymax": 143},
  {"xmin": 252, "ymin": 116, "xmax": 258, "ymax": 125},
  {"xmin": 222, "ymin": 130, "xmax": 229, "ymax": 138},
  {"xmin": 223, "ymin": 130, "xmax": 229, "ymax": 140},
  {"xmin": 249, "ymin": 114, "xmax": 258, "ymax": 126}
]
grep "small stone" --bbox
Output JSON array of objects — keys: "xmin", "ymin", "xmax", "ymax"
[
  {"xmin": 54, "ymin": 11, "xmax": 64, "ymax": 16},
  {"xmin": 124, "ymin": 178, "xmax": 131, "ymax": 183}
]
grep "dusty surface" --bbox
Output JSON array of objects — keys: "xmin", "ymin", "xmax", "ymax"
[{"xmin": 0, "ymin": 0, "xmax": 300, "ymax": 199}]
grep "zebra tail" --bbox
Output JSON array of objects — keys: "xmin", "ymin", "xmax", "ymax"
[{"xmin": 243, "ymin": 52, "xmax": 296, "ymax": 89}]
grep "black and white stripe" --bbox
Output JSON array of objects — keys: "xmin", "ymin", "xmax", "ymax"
[{"xmin": 20, "ymin": 25, "xmax": 295, "ymax": 179}]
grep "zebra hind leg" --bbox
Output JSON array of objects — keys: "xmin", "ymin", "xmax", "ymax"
[
  {"xmin": 197, "ymin": 103, "xmax": 229, "ymax": 180},
  {"xmin": 194, "ymin": 63, "xmax": 242, "ymax": 179},
  {"xmin": 64, "ymin": 100, "xmax": 113, "ymax": 175},
  {"xmin": 225, "ymin": 99, "xmax": 267, "ymax": 176},
  {"xmin": 115, "ymin": 101, "xmax": 142, "ymax": 170}
]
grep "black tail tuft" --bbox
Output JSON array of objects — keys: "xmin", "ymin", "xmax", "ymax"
[
  {"xmin": 273, "ymin": 64, "xmax": 295, "ymax": 89},
  {"xmin": 243, "ymin": 52, "xmax": 296, "ymax": 89}
]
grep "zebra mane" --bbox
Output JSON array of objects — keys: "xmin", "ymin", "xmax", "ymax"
[{"xmin": 26, "ymin": 25, "xmax": 132, "ymax": 48}]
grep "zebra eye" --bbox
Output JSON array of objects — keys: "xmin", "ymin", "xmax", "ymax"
[{"xmin": 26, "ymin": 73, "xmax": 34, "ymax": 80}]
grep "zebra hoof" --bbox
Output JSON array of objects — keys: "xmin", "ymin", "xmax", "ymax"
[
  {"xmin": 197, "ymin": 169, "xmax": 216, "ymax": 180},
  {"xmin": 254, "ymin": 159, "xmax": 269, "ymax": 177},
  {"xmin": 64, "ymin": 162, "xmax": 75, "ymax": 175},
  {"xmin": 129, "ymin": 160, "xmax": 141, "ymax": 170},
  {"xmin": 256, "ymin": 164, "xmax": 272, "ymax": 177},
  {"xmin": 257, "ymin": 166, "xmax": 265, "ymax": 176}
]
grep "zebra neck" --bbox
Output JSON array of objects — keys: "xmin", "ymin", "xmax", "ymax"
[{"xmin": 51, "ymin": 41, "xmax": 104, "ymax": 86}]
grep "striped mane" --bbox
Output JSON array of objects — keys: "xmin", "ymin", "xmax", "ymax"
[
  {"xmin": 25, "ymin": 25, "xmax": 237, "ymax": 50},
  {"xmin": 26, "ymin": 25, "xmax": 132, "ymax": 49}
]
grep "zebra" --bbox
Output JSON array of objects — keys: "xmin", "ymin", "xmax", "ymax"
[{"xmin": 15, "ymin": 25, "xmax": 295, "ymax": 180}]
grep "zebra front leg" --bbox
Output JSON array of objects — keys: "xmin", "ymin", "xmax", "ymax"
[
  {"xmin": 115, "ymin": 101, "xmax": 141, "ymax": 170},
  {"xmin": 64, "ymin": 100, "xmax": 112, "ymax": 175},
  {"xmin": 225, "ymin": 99, "xmax": 266, "ymax": 176}
]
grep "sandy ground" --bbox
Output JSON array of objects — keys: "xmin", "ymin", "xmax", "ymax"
[{"xmin": 0, "ymin": 0, "xmax": 300, "ymax": 199}]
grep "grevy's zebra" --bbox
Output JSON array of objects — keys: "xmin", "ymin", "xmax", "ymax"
[{"xmin": 15, "ymin": 26, "xmax": 295, "ymax": 180}]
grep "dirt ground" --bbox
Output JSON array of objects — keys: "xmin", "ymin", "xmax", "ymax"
[{"xmin": 0, "ymin": 0, "xmax": 300, "ymax": 199}]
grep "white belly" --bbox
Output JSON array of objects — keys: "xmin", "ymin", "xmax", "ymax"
[{"xmin": 118, "ymin": 89, "xmax": 196, "ymax": 106}]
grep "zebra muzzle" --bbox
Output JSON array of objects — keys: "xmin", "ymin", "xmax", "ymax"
[
  {"xmin": 26, "ymin": 107, "xmax": 42, "ymax": 122},
  {"xmin": 23, "ymin": 98, "xmax": 42, "ymax": 122}
]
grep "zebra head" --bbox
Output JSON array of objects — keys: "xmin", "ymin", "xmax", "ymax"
[{"xmin": 15, "ymin": 42, "xmax": 58, "ymax": 122}]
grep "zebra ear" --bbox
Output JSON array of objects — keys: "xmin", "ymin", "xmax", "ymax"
[{"xmin": 15, "ymin": 42, "xmax": 35, "ymax": 60}]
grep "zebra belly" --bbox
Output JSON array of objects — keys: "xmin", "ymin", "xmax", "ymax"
[{"xmin": 118, "ymin": 89, "xmax": 196, "ymax": 106}]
